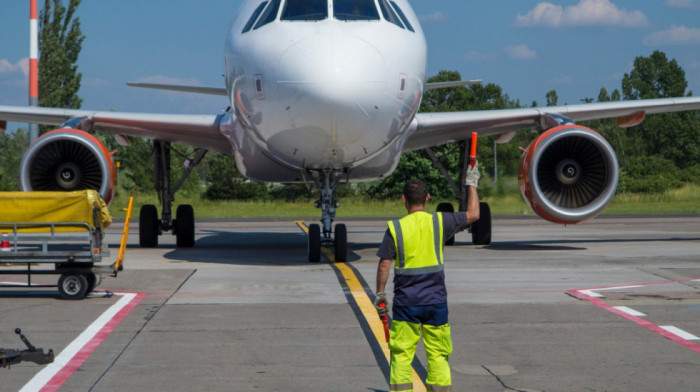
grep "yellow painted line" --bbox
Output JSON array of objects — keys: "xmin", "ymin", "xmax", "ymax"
[{"xmin": 295, "ymin": 220, "xmax": 426, "ymax": 392}]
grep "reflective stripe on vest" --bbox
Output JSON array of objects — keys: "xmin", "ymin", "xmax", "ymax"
[{"xmin": 388, "ymin": 212, "xmax": 444, "ymax": 276}]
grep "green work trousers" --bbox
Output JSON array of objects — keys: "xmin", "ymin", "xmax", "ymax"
[{"xmin": 388, "ymin": 320, "xmax": 453, "ymax": 392}]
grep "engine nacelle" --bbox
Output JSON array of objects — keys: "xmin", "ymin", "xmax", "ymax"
[
  {"xmin": 518, "ymin": 125, "xmax": 618, "ymax": 224},
  {"xmin": 20, "ymin": 129, "xmax": 117, "ymax": 205}
]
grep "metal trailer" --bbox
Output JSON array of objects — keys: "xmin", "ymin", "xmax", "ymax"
[{"xmin": 0, "ymin": 189, "xmax": 134, "ymax": 300}]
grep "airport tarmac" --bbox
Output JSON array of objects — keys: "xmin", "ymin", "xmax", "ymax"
[{"xmin": 1, "ymin": 215, "xmax": 699, "ymax": 392}]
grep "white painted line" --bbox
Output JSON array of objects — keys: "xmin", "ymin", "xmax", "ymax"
[
  {"xmin": 613, "ymin": 306, "xmax": 646, "ymax": 317},
  {"xmin": 597, "ymin": 285, "xmax": 643, "ymax": 292},
  {"xmin": 578, "ymin": 289, "xmax": 604, "ymax": 298},
  {"xmin": 19, "ymin": 292, "xmax": 141, "ymax": 392},
  {"xmin": 660, "ymin": 326, "xmax": 700, "ymax": 341}
]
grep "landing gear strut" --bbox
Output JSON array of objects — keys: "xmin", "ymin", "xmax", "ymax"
[
  {"xmin": 425, "ymin": 138, "xmax": 492, "ymax": 245},
  {"xmin": 139, "ymin": 140, "xmax": 206, "ymax": 248},
  {"xmin": 306, "ymin": 169, "xmax": 348, "ymax": 262}
]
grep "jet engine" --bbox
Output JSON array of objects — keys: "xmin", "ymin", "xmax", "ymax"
[
  {"xmin": 518, "ymin": 125, "xmax": 618, "ymax": 224},
  {"xmin": 19, "ymin": 129, "xmax": 117, "ymax": 205}
]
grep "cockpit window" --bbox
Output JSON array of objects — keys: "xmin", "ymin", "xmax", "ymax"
[
  {"xmin": 378, "ymin": 0, "xmax": 404, "ymax": 29},
  {"xmin": 242, "ymin": 1, "xmax": 269, "ymax": 33},
  {"xmin": 333, "ymin": 0, "xmax": 380, "ymax": 21},
  {"xmin": 390, "ymin": 1, "xmax": 414, "ymax": 32},
  {"xmin": 281, "ymin": 0, "xmax": 328, "ymax": 21},
  {"xmin": 254, "ymin": 0, "xmax": 281, "ymax": 30}
]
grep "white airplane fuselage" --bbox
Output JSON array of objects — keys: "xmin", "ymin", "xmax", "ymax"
[{"xmin": 222, "ymin": 0, "xmax": 427, "ymax": 182}]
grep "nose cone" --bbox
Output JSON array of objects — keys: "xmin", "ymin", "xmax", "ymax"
[
  {"xmin": 278, "ymin": 34, "xmax": 387, "ymax": 99},
  {"xmin": 268, "ymin": 34, "xmax": 395, "ymax": 168}
]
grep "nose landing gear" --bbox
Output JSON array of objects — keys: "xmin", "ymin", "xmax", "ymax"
[{"xmin": 306, "ymin": 169, "xmax": 348, "ymax": 263}]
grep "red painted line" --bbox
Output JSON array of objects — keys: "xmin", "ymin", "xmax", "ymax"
[
  {"xmin": 567, "ymin": 280, "xmax": 700, "ymax": 355},
  {"xmin": 39, "ymin": 292, "xmax": 146, "ymax": 391}
]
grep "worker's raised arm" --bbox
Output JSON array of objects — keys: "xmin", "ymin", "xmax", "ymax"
[{"xmin": 464, "ymin": 161, "xmax": 481, "ymax": 225}]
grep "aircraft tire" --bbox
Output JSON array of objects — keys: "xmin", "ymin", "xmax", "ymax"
[
  {"xmin": 139, "ymin": 204, "xmax": 159, "ymax": 248},
  {"xmin": 175, "ymin": 204, "xmax": 195, "ymax": 248},
  {"xmin": 334, "ymin": 223, "xmax": 347, "ymax": 262},
  {"xmin": 436, "ymin": 202, "xmax": 456, "ymax": 246},
  {"xmin": 308, "ymin": 224, "xmax": 321, "ymax": 263},
  {"xmin": 472, "ymin": 202, "xmax": 492, "ymax": 245}
]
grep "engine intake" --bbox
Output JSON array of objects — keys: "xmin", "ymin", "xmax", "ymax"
[
  {"xmin": 20, "ymin": 129, "xmax": 117, "ymax": 205},
  {"xmin": 518, "ymin": 125, "xmax": 618, "ymax": 224}
]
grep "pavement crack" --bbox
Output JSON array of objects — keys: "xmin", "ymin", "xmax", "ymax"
[{"xmin": 481, "ymin": 365, "xmax": 530, "ymax": 392}]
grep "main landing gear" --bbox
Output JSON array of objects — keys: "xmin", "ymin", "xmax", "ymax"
[
  {"xmin": 425, "ymin": 139, "xmax": 492, "ymax": 246},
  {"xmin": 306, "ymin": 169, "xmax": 348, "ymax": 263},
  {"xmin": 139, "ymin": 140, "xmax": 207, "ymax": 248}
]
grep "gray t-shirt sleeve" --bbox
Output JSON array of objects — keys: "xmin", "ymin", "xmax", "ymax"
[
  {"xmin": 376, "ymin": 229, "xmax": 396, "ymax": 260},
  {"xmin": 442, "ymin": 211, "xmax": 469, "ymax": 241}
]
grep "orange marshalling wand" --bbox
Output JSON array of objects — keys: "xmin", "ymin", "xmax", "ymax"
[
  {"xmin": 380, "ymin": 303, "xmax": 390, "ymax": 342},
  {"xmin": 470, "ymin": 132, "xmax": 478, "ymax": 168}
]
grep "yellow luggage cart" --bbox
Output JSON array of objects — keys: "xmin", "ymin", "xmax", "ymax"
[{"xmin": 0, "ymin": 189, "xmax": 133, "ymax": 299}]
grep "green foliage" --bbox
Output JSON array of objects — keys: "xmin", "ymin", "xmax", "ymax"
[
  {"xmin": 367, "ymin": 70, "xmax": 525, "ymax": 201},
  {"xmin": 619, "ymin": 155, "xmax": 683, "ymax": 193},
  {"xmin": 39, "ymin": 0, "xmax": 84, "ymax": 113},
  {"xmin": 617, "ymin": 51, "xmax": 700, "ymax": 171},
  {"xmin": 202, "ymin": 152, "xmax": 267, "ymax": 200},
  {"xmin": 622, "ymin": 50, "xmax": 687, "ymax": 100},
  {"xmin": 0, "ymin": 130, "xmax": 28, "ymax": 191},
  {"xmin": 546, "ymin": 90, "xmax": 558, "ymax": 106}
]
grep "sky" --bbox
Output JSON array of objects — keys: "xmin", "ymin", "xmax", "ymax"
[{"xmin": 1, "ymin": 0, "xmax": 699, "ymax": 133}]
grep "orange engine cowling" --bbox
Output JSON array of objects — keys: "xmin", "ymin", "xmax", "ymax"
[
  {"xmin": 19, "ymin": 129, "xmax": 117, "ymax": 205},
  {"xmin": 518, "ymin": 125, "xmax": 618, "ymax": 224}
]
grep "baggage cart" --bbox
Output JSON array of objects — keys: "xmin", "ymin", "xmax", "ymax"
[{"xmin": 0, "ymin": 189, "xmax": 133, "ymax": 299}]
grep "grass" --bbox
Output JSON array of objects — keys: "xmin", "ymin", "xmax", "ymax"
[{"xmin": 107, "ymin": 183, "xmax": 700, "ymax": 220}]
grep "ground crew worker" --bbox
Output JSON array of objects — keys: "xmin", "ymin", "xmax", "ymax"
[{"xmin": 374, "ymin": 163, "xmax": 481, "ymax": 392}]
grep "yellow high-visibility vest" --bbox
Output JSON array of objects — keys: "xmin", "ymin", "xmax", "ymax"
[{"xmin": 388, "ymin": 211, "xmax": 444, "ymax": 276}]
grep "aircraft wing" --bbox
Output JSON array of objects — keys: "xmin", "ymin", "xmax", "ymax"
[
  {"xmin": 0, "ymin": 105, "xmax": 232, "ymax": 153},
  {"xmin": 406, "ymin": 96, "xmax": 700, "ymax": 151}
]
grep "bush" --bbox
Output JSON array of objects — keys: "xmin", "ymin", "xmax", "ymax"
[{"xmin": 618, "ymin": 155, "xmax": 684, "ymax": 193}]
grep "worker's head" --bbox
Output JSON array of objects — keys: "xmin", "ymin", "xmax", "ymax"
[{"xmin": 402, "ymin": 179, "xmax": 430, "ymax": 210}]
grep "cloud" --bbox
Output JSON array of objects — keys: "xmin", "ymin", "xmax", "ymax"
[
  {"xmin": 0, "ymin": 58, "xmax": 29, "ymax": 77},
  {"xmin": 643, "ymin": 25, "xmax": 700, "ymax": 46},
  {"xmin": 665, "ymin": 0, "xmax": 700, "ymax": 10},
  {"xmin": 419, "ymin": 11, "xmax": 445, "ymax": 23},
  {"xmin": 516, "ymin": 0, "xmax": 648, "ymax": 28},
  {"xmin": 505, "ymin": 44, "xmax": 537, "ymax": 60}
]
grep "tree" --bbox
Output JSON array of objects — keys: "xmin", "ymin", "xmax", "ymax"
[
  {"xmin": 202, "ymin": 152, "xmax": 267, "ymax": 200},
  {"xmin": 622, "ymin": 50, "xmax": 687, "ymax": 100},
  {"xmin": 619, "ymin": 51, "xmax": 699, "ymax": 170},
  {"xmin": 365, "ymin": 70, "xmax": 524, "ymax": 200},
  {"xmin": 546, "ymin": 90, "xmax": 558, "ymax": 106},
  {"xmin": 0, "ymin": 130, "xmax": 28, "ymax": 191},
  {"xmin": 39, "ymin": 0, "xmax": 84, "ymax": 113}
]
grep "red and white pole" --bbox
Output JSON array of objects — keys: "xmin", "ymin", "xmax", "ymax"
[{"xmin": 29, "ymin": 0, "xmax": 39, "ymax": 142}]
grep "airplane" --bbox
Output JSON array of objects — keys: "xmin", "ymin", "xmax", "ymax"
[{"xmin": 1, "ymin": 0, "xmax": 700, "ymax": 262}]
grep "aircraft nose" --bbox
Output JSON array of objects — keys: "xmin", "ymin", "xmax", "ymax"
[
  {"xmin": 277, "ymin": 34, "xmax": 387, "ymax": 101},
  {"xmin": 271, "ymin": 34, "xmax": 391, "ymax": 167}
]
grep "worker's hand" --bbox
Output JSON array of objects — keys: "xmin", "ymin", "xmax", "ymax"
[
  {"xmin": 465, "ymin": 160, "xmax": 480, "ymax": 188},
  {"xmin": 374, "ymin": 292, "xmax": 387, "ymax": 316}
]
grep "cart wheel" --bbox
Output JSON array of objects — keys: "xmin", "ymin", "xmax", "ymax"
[
  {"xmin": 58, "ymin": 273, "xmax": 89, "ymax": 300},
  {"xmin": 86, "ymin": 272, "xmax": 97, "ymax": 294}
]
